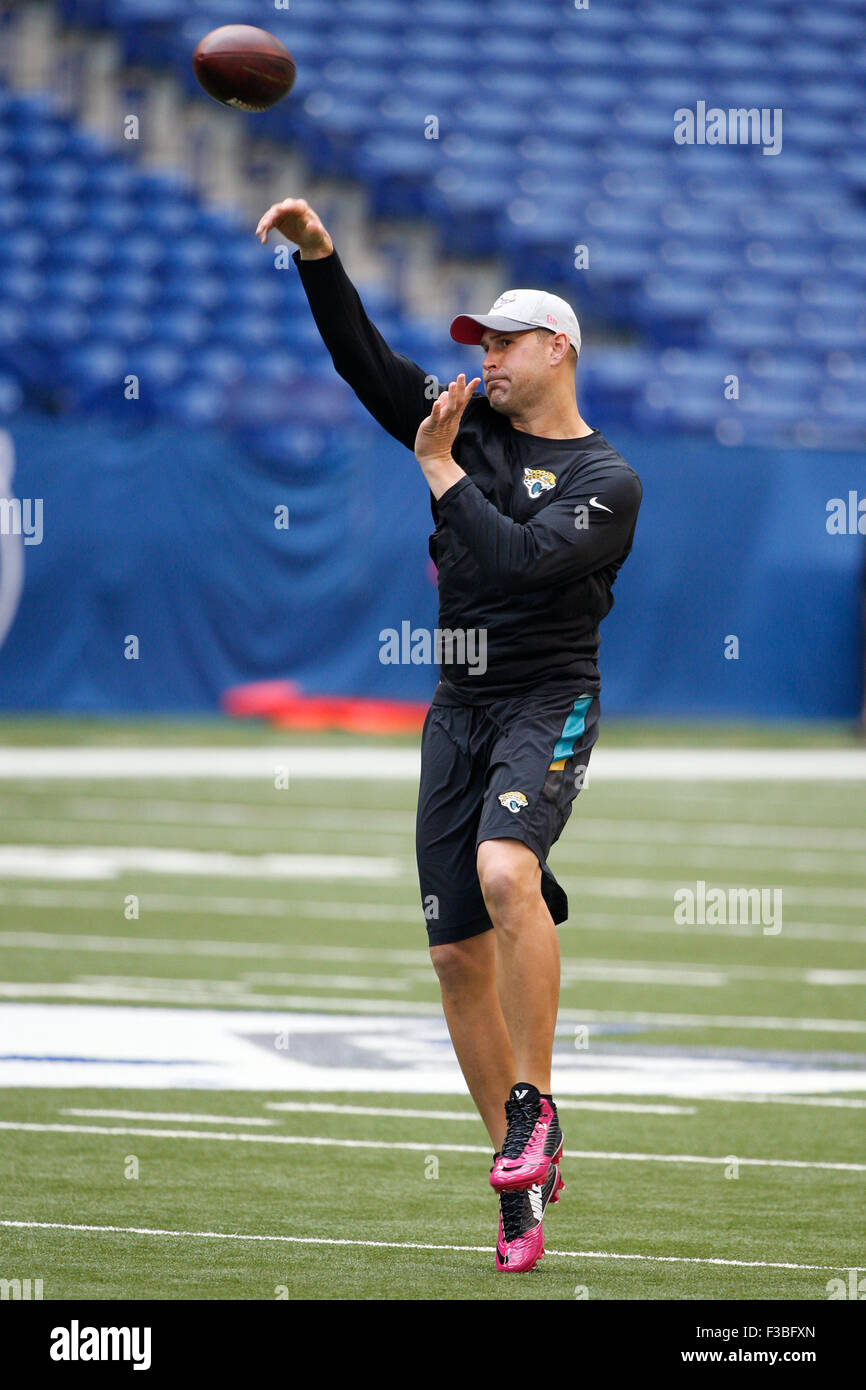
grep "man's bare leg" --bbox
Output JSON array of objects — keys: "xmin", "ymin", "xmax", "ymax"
[
  {"xmin": 429, "ymin": 931, "xmax": 516, "ymax": 1151},
  {"xmin": 430, "ymin": 839, "xmax": 559, "ymax": 1145},
  {"xmin": 476, "ymin": 838, "xmax": 559, "ymax": 1094}
]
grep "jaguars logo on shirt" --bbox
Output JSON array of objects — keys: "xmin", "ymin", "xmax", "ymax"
[
  {"xmin": 498, "ymin": 790, "xmax": 528, "ymax": 814},
  {"xmin": 522, "ymin": 468, "xmax": 557, "ymax": 499}
]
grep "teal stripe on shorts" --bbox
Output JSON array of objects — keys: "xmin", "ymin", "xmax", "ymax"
[{"xmin": 551, "ymin": 694, "xmax": 594, "ymax": 762}]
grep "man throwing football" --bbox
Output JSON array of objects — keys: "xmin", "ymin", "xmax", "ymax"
[{"xmin": 257, "ymin": 198, "xmax": 642, "ymax": 1273}]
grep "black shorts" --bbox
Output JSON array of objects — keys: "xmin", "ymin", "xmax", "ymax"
[{"xmin": 416, "ymin": 685, "xmax": 600, "ymax": 946}]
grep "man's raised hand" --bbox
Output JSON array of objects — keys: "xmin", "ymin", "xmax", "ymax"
[
  {"xmin": 414, "ymin": 375, "xmax": 480, "ymax": 467},
  {"xmin": 413, "ymin": 374, "xmax": 480, "ymax": 500},
  {"xmin": 255, "ymin": 198, "xmax": 333, "ymax": 260}
]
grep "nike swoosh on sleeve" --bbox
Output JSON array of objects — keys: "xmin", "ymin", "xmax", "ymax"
[{"xmin": 589, "ymin": 496, "xmax": 613, "ymax": 513}]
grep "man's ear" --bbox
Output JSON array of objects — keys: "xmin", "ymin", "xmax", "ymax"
[{"xmin": 548, "ymin": 331, "xmax": 572, "ymax": 368}]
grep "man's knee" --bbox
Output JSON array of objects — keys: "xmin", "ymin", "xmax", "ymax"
[
  {"xmin": 476, "ymin": 839, "xmax": 541, "ymax": 922},
  {"xmin": 430, "ymin": 935, "xmax": 492, "ymax": 993}
]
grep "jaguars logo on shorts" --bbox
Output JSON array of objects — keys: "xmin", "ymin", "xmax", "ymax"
[
  {"xmin": 522, "ymin": 468, "xmax": 556, "ymax": 499},
  {"xmin": 498, "ymin": 789, "xmax": 528, "ymax": 814}
]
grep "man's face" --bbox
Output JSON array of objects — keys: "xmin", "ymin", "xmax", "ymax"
[{"xmin": 479, "ymin": 329, "xmax": 551, "ymax": 417}]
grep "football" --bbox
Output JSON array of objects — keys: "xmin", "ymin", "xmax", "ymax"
[{"xmin": 192, "ymin": 25, "xmax": 296, "ymax": 112}]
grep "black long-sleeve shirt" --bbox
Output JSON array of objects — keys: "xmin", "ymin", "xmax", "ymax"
[{"xmin": 294, "ymin": 247, "xmax": 642, "ymax": 703}]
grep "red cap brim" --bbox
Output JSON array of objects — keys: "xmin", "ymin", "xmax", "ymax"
[{"xmin": 449, "ymin": 313, "xmax": 534, "ymax": 344}]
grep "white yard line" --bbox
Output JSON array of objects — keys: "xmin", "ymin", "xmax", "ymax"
[
  {"xmin": 0, "ymin": 1219, "xmax": 853, "ymax": 1273},
  {"xmin": 263, "ymin": 1099, "xmax": 696, "ymax": 1119},
  {"xmin": 1, "ymin": 981, "xmax": 865, "ymax": 1032},
  {"xmin": 65, "ymin": 973, "xmax": 409, "ymax": 995},
  {"xmin": 565, "ymin": 818, "xmax": 866, "ymax": 853},
  {"xmin": 2, "ymin": 746, "xmax": 866, "ymax": 780},
  {"xmin": 716, "ymin": 1096, "xmax": 866, "ymax": 1110},
  {"xmin": 3, "ymin": 906, "xmax": 866, "ymax": 945},
  {"xmin": 0, "ymin": 931, "xmax": 298, "ymax": 958},
  {"xmin": 554, "ymin": 843, "xmax": 866, "ymax": 878},
  {"xmin": 9, "ymin": 796, "xmax": 866, "ymax": 849},
  {"xmin": 554, "ymin": 1100, "xmax": 697, "ymax": 1115},
  {"xmin": 558, "ymin": 961, "xmax": 866, "ymax": 988},
  {"xmin": 0, "ymin": 931, "xmax": 431, "ymax": 960},
  {"xmin": 0, "ymin": 1122, "xmax": 863, "ymax": 1172},
  {"xmin": 60, "ymin": 1109, "xmax": 277, "ymax": 1125},
  {"xmin": 0, "ymin": 850, "xmax": 863, "ymax": 912},
  {"xmin": 0, "ymin": 982, "xmax": 443, "ymax": 1011},
  {"xmin": 0, "ymin": 845, "xmax": 402, "ymax": 881},
  {"xmin": 15, "ymin": 799, "xmax": 418, "ymax": 832},
  {"xmin": 9, "ymin": 815, "xmax": 866, "ymax": 870},
  {"xmin": 569, "ymin": 1009, "xmax": 866, "ymax": 1034},
  {"xmin": 562, "ymin": 916, "xmax": 866, "ymax": 944},
  {"xmin": 0, "ymin": 891, "xmax": 422, "ymax": 923},
  {"xmin": 263, "ymin": 1101, "xmax": 485, "ymax": 1122},
  {"xmin": 6, "ymin": 936, "xmax": 863, "ymax": 990},
  {"xmin": 555, "ymin": 878, "xmax": 866, "ymax": 911}
]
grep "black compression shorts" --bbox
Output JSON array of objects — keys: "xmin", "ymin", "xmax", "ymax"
[{"xmin": 415, "ymin": 686, "xmax": 600, "ymax": 946}]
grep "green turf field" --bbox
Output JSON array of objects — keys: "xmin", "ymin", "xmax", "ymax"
[
  {"xmin": 1, "ymin": 1085, "xmax": 863, "ymax": 1301},
  {"xmin": 0, "ymin": 719, "xmax": 864, "ymax": 1300}
]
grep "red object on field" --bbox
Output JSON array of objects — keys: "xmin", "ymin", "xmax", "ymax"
[
  {"xmin": 221, "ymin": 679, "xmax": 303, "ymax": 718},
  {"xmin": 221, "ymin": 681, "xmax": 428, "ymax": 734}
]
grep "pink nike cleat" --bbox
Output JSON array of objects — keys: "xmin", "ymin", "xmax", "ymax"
[
  {"xmin": 490, "ymin": 1083, "xmax": 563, "ymax": 1192},
  {"xmin": 495, "ymin": 1160, "xmax": 564, "ymax": 1273}
]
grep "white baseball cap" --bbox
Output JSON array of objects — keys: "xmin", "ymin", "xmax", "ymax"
[{"xmin": 451, "ymin": 288, "xmax": 581, "ymax": 358}]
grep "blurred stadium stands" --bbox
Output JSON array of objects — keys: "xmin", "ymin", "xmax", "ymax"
[
  {"xmin": 0, "ymin": 0, "xmax": 863, "ymax": 717},
  {"xmin": 1, "ymin": 0, "xmax": 865, "ymax": 447}
]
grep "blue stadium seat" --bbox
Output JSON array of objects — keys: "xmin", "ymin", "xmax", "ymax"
[
  {"xmin": 720, "ymin": 11, "xmax": 789, "ymax": 38},
  {"xmin": 642, "ymin": 5, "xmax": 709, "ymax": 37},
  {"xmin": 125, "ymin": 342, "xmax": 187, "ymax": 391},
  {"xmin": 61, "ymin": 229, "xmax": 117, "ymax": 271},
  {"xmin": 161, "ymin": 378, "xmax": 230, "ymax": 428},
  {"xmin": 721, "ymin": 278, "xmax": 795, "ymax": 311},
  {"xmin": 0, "ymin": 229, "xmax": 43, "ymax": 267},
  {"xmin": 776, "ymin": 41, "xmax": 849, "ymax": 76},
  {"xmin": 59, "ymin": 341, "xmax": 130, "ymax": 412},
  {"xmin": 41, "ymin": 268, "xmax": 104, "ymax": 309},
  {"xmin": 86, "ymin": 306, "xmax": 152, "ymax": 346},
  {"xmin": 654, "ymin": 244, "xmax": 739, "ymax": 281},
  {"xmin": 795, "ymin": 310, "xmax": 866, "ymax": 350},
  {"xmin": 21, "ymin": 159, "xmax": 86, "ymax": 197},
  {"xmin": 582, "ymin": 349, "xmax": 657, "ymax": 414},
  {"xmin": 0, "ymin": 370, "xmax": 23, "ymax": 418},
  {"xmin": 633, "ymin": 275, "xmax": 721, "ymax": 344},
  {"xmin": 707, "ymin": 308, "xmax": 797, "ymax": 352}
]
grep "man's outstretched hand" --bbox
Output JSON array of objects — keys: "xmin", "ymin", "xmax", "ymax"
[
  {"xmin": 414, "ymin": 374, "xmax": 480, "ymax": 499},
  {"xmin": 255, "ymin": 198, "xmax": 333, "ymax": 259}
]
